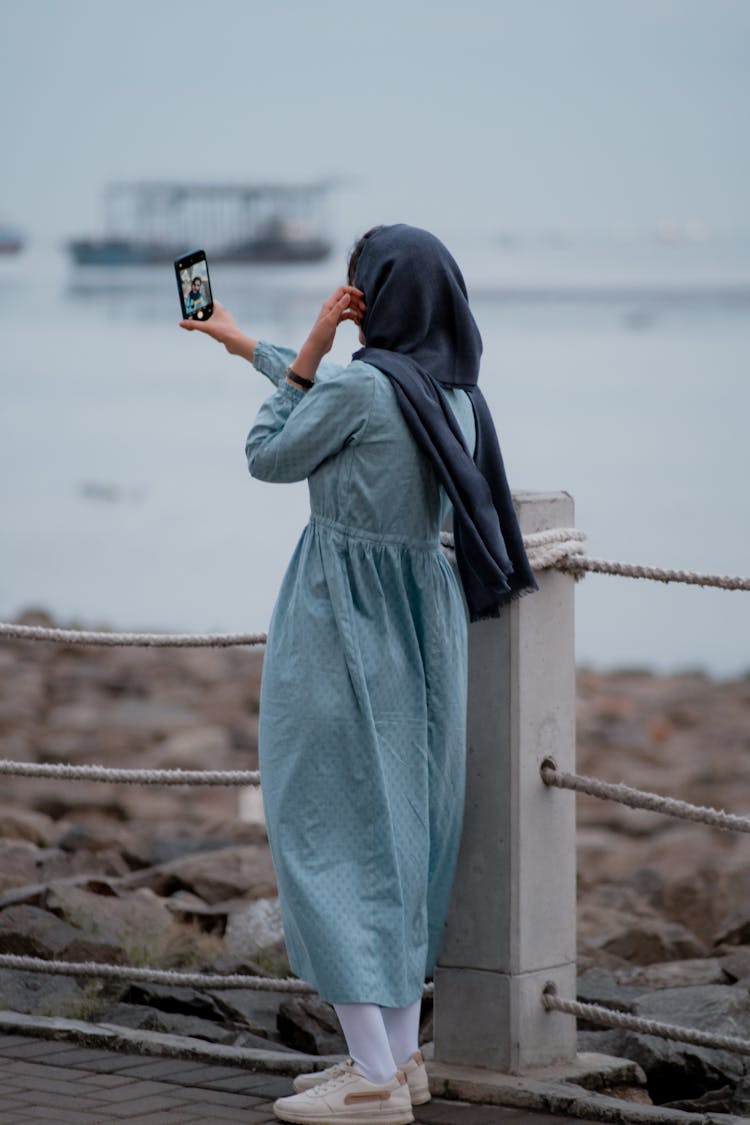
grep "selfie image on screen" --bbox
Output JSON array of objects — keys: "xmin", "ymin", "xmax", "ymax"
[{"xmin": 180, "ymin": 261, "xmax": 212, "ymax": 316}]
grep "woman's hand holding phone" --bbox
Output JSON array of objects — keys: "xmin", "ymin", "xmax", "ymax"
[{"xmin": 180, "ymin": 301, "xmax": 259, "ymax": 363}]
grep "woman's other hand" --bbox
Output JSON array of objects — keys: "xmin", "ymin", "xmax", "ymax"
[
  {"xmin": 305, "ymin": 286, "xmax": 366, "ymax": 357},
  {"xmin": 180, "ymin": 301, "xmax": 258, "ymax": 362}
]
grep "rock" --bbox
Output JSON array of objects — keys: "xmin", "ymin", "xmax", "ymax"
[
  {"xmin": 0, "ymin": 806, "xmax": 56, "ymax": 846},
  {"xmin": 151, "ymin": 726, "xmax": 232, "ymax": 770},
  {"xmin": 131, "ymin": 844, "xmax": 276, "ymax": 904},
  {"xmin": 143, "ymin": 835, "xmax": 237, "ymax": 868},
  {"xmin": 277, "ymin": 997, "xmax": 347, "ymax": 1056},
  {"xmin": 715, "ymin": 904, "xmax": 750, "ymax": 947},
  {"xmin": 120, "ymin": 981, "xmax": 231, "ymax": 1023},
  {"xmin": 0, "ymin": 842, "xmax": 43, "ymax": 891},
  {"xmin": 623, "ymin": 984, "xmax": 750, "ymax": 1102},
  {"xmin": 615, "ymin": 957, "xmax": 727, "ymax": 989},
  {"xmin": 42, "ymin": 846, "xmax": 131, "ymax": 882},
  {"xmin": 0, "ymin": 903, "xmax": 123, "ymax": 963},
  {"xmin": 663, "ymin": 1084, "xmax": 735, "ymax": 1111},
  {"xmin": 0, "ymin": 968, "xmax": 89, "ymax": 1017},
  {"xmin": 599, "ymin": 1085, "xmax": 653, "ymax": 1104},
  {"xmin": 46, "ymin": 698, "xmax": 199, "ymax": 734},
  {"xmin": 210, "ymin": 988, "xmax": 285, "ymax": 1039},
  {"xmin": 45, "ymin": 884, "xmax": 174, "ymax": 954},
  {"xmin": 91, "ymin": 1001, "xmax": 236, "ymax": 1043},
  {"xmin": 56, "ymin": 822, "xmax": 134, "ymax": 855},
  {"xmin": 587, "ymin": 915, "xmax": 708, "ymax": 965},
  {"xmin": 225, "ymin": 897, "xmax": 284, "ymax": 960},
  {"xmin": 576, "ymin": 967, "xmax": 642, "ymax": 1013},
  {"xmin": 720, "ymin": 946, "xmax": 750, "ymax": 982}
]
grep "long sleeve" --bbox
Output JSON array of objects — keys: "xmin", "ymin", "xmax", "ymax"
[
  {"xmin": 245, "ymin": 363, "xmax": 376, "ymax": 483},
  {"xmin": 252, "ymin": 341, "xmax": 352, "ymax": 388}
]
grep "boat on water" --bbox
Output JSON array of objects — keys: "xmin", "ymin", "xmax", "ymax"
[
  {"xmin": 0, "ymin": 225, "xmax": 25, "ymax": 255},
  {"xmin": 68, "ymin": 181, "xmax": 333, "ymax": 266}
]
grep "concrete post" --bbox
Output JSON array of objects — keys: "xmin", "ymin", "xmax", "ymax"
[{"xmin": 433, "ymin": 491, "xmax": 577, "ymax": 1074}]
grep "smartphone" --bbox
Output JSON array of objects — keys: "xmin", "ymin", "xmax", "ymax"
[{"xmin": 175, "ymin": 249, "xmax": 214, "ymax": 321}]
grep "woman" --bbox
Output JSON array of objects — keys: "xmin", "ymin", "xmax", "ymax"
[{"xmin": 181, "ymin": 224, "xmax": 536, "ymax": 1125}]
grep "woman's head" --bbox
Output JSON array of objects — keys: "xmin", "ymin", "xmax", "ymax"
[{"xmin": 346, "ymin": 224, "xmax": 482, "ymax": 386}]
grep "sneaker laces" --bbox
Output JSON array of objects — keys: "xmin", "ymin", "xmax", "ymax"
[{"xmin": 308, "ymin": 1060, "xmax": 357, "ymax": 1097}]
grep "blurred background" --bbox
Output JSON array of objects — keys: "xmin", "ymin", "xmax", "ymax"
[{"xmin": 1, "ymin": 0, "xmax": 748, "ymax": 674}]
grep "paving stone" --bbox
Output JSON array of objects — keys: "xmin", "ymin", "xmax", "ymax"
[
  {"xmin": 95, "ymin": 1056, "xmax": 210, "ymax": 1081},
  {"xmin": 80, "ymin": 1072, "xmax": 142, "ymax": 1088},
  {"xmin": 188, "ymin": 1102, "xmax": 277, "ymax": 1122},
  {"xmin": 0, "ymin": 1039, "xmax": 70, "ymax": 1058},
  {"xmin": 172, "ymin": 1083, "xmax": 270, "ymax": 1107},
  {"xmin": 26, "ymin": 1045, "xmax": 119, "ymax": 1066},
  {"xmin": 65, "ymin": 1050, "xmax": 164, "ymax": 1072},
  {"xmin": 131, "ymin": 1062, "xmax": 250, "ymax": 1084},
  {"xmin": 236, "ymin": 1073, "xmax": 295, "ymax": 1097},
  {"xmin": 0, "ymin": 1067, "xmax": 97, "ymax": 1092},
  {"xmin": 0, "ymin": 1035, "xmax": 39, "ymax": 1047},
  {"xmin": 105, "ymin": 1093, "xmax": 193, "ymax": 1117},
  {"xmin": 6, "ymin": 1105, "xmax": 107, "ymax": 1123},
  {"xmin": 112, "ymin": 1114, "xmax": 203, "ymax": 1125}
]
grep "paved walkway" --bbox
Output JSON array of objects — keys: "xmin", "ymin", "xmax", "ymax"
[{"xmin": 0, "ymin": 1033, "xmax": 605, "ymax": 1124}]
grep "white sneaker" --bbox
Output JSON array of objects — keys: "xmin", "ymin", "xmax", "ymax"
[
  {"xmin": 274, "ymin": 1065, "xmax": 413, "ymax": 1124},
  {"xmin": 293, "ymin": 1058, "xmax": 355, "ymax": 1093},
  {"xmin": 397, "ymin": 1050, "xmax": 430, "ymax": 1105},
  {"xmin": 294, "ymin": 1051, "xmax": 429, "ymax": 1106}
]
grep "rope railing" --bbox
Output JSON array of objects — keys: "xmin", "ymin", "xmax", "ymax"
[
  {"xmin": 0, "ymin": 760, "xmax": 260, "ymax": 786},
  {"xmin": 540, "ymin": 758, "xmax": 750, "ymax": 834},
  {"xmin": 2, "ymin": 529, "xmax": 748, "ymax": 653},
  {"xmin": 0, "ymin": 953, "xmax": 434, "ymax": 998},
  {"xmin": 542, "ymin": 983, "xmax": 750, "ymax": 1057},
  {"xmin": 558, "ymin": 555, "xmax": 750, "ymax": 591},
  {"xmin": 0, "ymin": 623, "xmax": 267, "ymax": 647}
]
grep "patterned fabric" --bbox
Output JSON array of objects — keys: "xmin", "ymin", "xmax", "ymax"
[{"xmin": 245, "ymin": 342, "xmax": 474, "ymax": 1007}]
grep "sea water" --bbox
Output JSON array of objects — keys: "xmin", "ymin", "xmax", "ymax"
[{"xmin": 1, "ymin": 232, "xmax": 748, "ymax": 675}]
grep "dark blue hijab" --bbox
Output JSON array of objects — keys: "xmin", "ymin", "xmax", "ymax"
[{"xmin": 352, "ymin": 224, "xmax": 537, "ymax": 621}]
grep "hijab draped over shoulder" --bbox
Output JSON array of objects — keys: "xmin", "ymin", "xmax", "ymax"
[{"xmin": 352, "ymin": 223, "xmax": 537, "ymax": 621}]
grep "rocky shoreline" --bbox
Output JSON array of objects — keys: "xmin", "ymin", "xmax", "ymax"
[{"xmin": 1, "ymin": 612, "xmax": 749, "ymax": 1111}]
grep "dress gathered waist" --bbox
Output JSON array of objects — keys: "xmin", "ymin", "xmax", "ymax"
[{"xmin": 309, "ymin": 513, "xmax": 441, "ymax": 552}]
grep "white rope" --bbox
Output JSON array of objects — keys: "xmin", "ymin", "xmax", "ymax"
[
  {"xmin": 0, "ymin": 759, "xmax": 260, "ymax": 786},
  {"xmin": 541, "ymin": 761, "xmax": 750, "ymax": 834},
  {"xmin": 0, "ymin": 954, "xmax": 313, "ymax": 992},
  {"xmin": 2, "ymin": 533, "xmax": 747, "ymax": 655},
  {"xmin": 542, "ymin": 985, "xmax": 750, "ymax": 1056},
  {"xmin": 0, "ymin": 953, "xmax": 434, "ymax": 997},
  {"xmin": 441, "ymin": 527, "xmax": 750, "ymax": 589},
  {"xmin": 560, "ymin": 554, "xmax": 750, "ymax": 591},
  {"xmin": 439, "ymin": 526, "xmax": 588, "ymax": 574},
  {"xmin": 0, "ymin": 623, "xmax": 267, "ymax": 647}
]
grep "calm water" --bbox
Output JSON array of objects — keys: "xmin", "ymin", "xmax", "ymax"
[{"xmin": 1, "ymin": 232, "xmax": 749, "ymax": 674}]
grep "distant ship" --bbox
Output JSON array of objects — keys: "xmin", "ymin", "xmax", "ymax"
[
  {"xmin": 0, "ymin": 225, "xmax": 24, "ymax": 255},
  {"xmin": 68, "ymin": 181, "xmax": 333, "ymax": 266}
]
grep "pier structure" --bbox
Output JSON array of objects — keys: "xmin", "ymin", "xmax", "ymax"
[{"xmin": 69, "ymin": 180, "xmax": 333, "ymax": 265}]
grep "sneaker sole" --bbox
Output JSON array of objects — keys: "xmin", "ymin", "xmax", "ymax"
[
  {"xmin": 273, "ymin": 1107, "xmax": 414, "ymax": 1125},
  {"xmin": 293, "ymin": 1070, "xmax": 429, "ymax": 1105}
]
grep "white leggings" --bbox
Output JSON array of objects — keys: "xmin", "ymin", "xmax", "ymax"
[{"xmin": 333, "ymin": 999, "xmax": 422, "ymax": 1086}]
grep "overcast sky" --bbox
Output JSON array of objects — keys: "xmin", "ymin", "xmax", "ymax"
[{"xmin": 2, "ymin": 0, "xmax": 749, "ymax": 246}]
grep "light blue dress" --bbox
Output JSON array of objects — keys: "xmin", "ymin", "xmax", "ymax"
[{"xmin": 246, "ymin": 342, "xmax": 475, "ymax": 1007}]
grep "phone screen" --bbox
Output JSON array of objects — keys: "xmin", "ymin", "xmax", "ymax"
[{"xmin": 176, "ymin": 251, "xmax": 213, "ymax": 320}]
